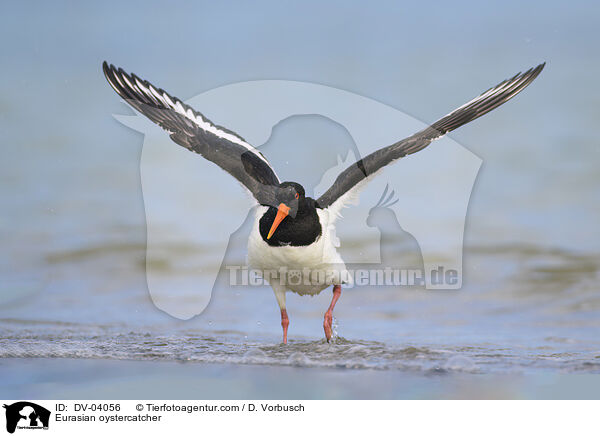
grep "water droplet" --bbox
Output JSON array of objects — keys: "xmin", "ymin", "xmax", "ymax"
[{"xmin": 331, "ymin": 317, "xmax": 339, "ymax": 340}]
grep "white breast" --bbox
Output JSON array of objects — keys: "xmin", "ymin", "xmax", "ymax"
[{"xmin": 247, "ymin": 206, "xmax": 349, "ymax": 295}]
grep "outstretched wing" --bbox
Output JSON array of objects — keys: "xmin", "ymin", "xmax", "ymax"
[
  {"xmin": 317, "ymin": 63, "xmax": 545, "ymax": 213},
  {"xmin": 103, "ymin": 62, "xmax": 280, "ymax": 205}
]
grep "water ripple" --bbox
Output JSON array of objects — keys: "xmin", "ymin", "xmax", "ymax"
[{"xmin": 1, "ymin": 330, "xmax": 598, "ymax": 374}]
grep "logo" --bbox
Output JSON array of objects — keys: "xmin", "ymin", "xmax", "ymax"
[{"xmin": 3, "ymin": 402, "xmax": 50, "ymax": 434}]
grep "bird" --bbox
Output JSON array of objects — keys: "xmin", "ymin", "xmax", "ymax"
[{"xmin": 103, "ymin": 61, "xmax": 544, "ymax": 344}]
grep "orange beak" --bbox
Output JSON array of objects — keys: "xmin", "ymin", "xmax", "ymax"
[{"xmin": 267, "ymin": 203, "xmax": 291, "ymax": 239}]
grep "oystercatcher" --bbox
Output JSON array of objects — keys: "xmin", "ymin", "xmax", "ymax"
[{"xmin": 103, "ymin": 61, "xmax": 544, "ymax": 343}]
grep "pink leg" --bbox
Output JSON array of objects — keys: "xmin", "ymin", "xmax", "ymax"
[
  {"xmin": 281, "ymin": 308, "xmax": 289, "ymax": 344},
  {"xmin": 323, "ymin": 285, "xmax": 342, "ymax": 342}
]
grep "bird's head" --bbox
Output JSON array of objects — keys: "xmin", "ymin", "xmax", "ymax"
[{"xmin": 265, "ymin": 181, "xmax": 305, "ymax": 240}]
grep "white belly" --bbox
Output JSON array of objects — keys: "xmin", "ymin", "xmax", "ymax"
[{"xmin": 247, "ymin": 206, "xmax": 349, "ymax": 295}]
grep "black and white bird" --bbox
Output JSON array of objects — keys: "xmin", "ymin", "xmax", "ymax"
[{"xmin": 103, "ymin": 61, "xmax": 544, "ymax": 344}]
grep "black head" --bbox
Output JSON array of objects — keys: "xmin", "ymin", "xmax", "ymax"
[
  {"xmin": 277, "ymin": 181, "xmax": 305, "ymax": 204},
  {"xmin": 262, "ymin": 181, "xmax": 307, "ymax": 240}
]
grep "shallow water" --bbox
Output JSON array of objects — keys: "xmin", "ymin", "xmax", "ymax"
[
  {"xmin": 2, "ymin": 237, "xmax": 600, "ymax": 377},
  {"xmin": 2, "ymin": 187, "xmax": 600, "ymax": 397},
  {"xmin": 2, "ymin": 329, "xmax": 599, "ymax": 375}
]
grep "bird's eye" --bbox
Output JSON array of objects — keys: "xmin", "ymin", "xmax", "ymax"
[{"xmin": 295, "ymin": 193, "xmax": 299, "ymax": 199}]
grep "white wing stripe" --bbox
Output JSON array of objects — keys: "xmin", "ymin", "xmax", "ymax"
[
  {"xmin": 446, "ymin": 75, "xmax": 521, "ymax": 117},
  {"xmin": 135, "ymin": 78, "xmax": 161, "ymax": 103},
  {"xmin": 161, "ymin": 90, "xmax": 175, "ymax": 107},
  {"xmin": 111, "ymin": 70, "xmax": 127, "ymax": 91},
  {"xmin": 121, "ymin": 73, "xmax": 137, "ymax": 94},
  {"xmin": 148, "ymin": 83, "xmax": 169, "ymax": 107},
  {"xmin": 111, "ymin": 65, "xmax": 273, "ymax": 168}
]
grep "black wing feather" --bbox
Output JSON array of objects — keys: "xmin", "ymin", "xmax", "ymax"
[
  {"xmin": 317, "ymin": 63, "xmax": 545, "ymax": 209},
  {"xmin": 103, "ymin": 62, "xmax": 280, "ymax": 204}
]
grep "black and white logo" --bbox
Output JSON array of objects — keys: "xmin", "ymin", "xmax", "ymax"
[{"xmin": 3, "ymin": 402, "xmax": 50, "ymax": 434}]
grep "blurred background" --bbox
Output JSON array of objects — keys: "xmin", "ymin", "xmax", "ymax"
[{"xmin": 1, "ymin": 1, "xmax": 599, "ymax": 398}]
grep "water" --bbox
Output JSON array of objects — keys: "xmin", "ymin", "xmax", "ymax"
[
  {"xmin": 2, "ymin": 329, "xmax": 598, "ymax": 374},
  {"xmin": 2, "ymin": 239, "xmax": 599, "ymax": 378},
  {"xmin": 1, "ymin": 1, "xmax": 600, "ymax": 399}
]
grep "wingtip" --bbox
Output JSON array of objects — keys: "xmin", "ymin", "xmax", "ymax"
[
  {"xmin": 516, "ymin": 62, "xmax": 545, "ymax": 80},
  {"xmin": 531, "ymin": 62, "xmax": 546, "ymax": 75},
  {"xmin": 102, "ymin": 61, "xmax": 125, "ymax": 97},
  {"xmin": 103, "ymin": 61, "xmax": 130, "ymax": 81},
  {"xmin": 537, "ymin": 62, "xmax": 546, "ymax": 74},
  {"xmin": 102, "ymin": 61, "xmax": 115, "ymax": 82},
  {"xmin": 527, "ymin": 62, "xmax": 546, "ymax": 81}
]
